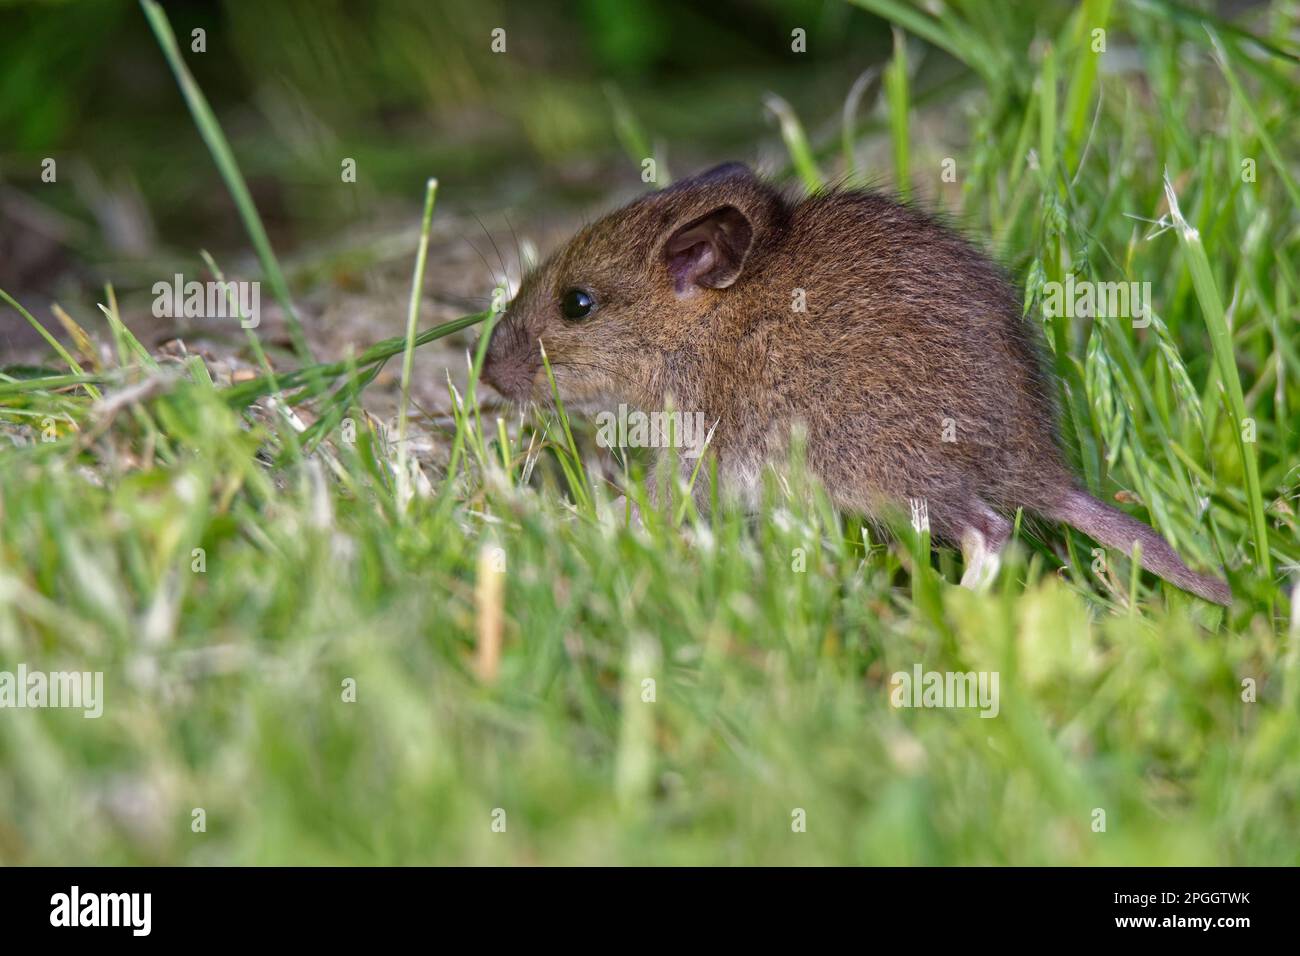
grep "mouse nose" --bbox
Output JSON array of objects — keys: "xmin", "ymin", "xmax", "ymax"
[{"xmin": 480, "ymin": 319, "xmax": 538, "ymax": 401}]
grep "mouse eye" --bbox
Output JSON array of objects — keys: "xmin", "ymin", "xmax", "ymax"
[{"xmin": 560, "ymin": 288, "xmax": 596, "ymax": 321}]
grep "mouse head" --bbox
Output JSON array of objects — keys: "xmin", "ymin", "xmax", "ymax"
[{"xmin": 481, "ymin": 163, "xmax": 785, "ymax": 408}]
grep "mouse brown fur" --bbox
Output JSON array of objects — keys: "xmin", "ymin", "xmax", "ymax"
[{"xmin": 482, "ymin": 163, "xmax": 1232, "ymax": 606}]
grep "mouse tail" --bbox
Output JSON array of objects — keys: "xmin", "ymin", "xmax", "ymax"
[{"xmin": 1046, "ymin": 488, "xmax": 1232, "ymax": 606}]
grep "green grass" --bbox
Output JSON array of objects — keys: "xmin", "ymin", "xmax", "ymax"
[{"xmin": 1, "ymin": 1, "xmax": 1298, "ymax": 865}]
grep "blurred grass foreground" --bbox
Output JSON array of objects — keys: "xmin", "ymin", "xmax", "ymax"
[{"xmin": 0, "ymin": 0, "xmax": 1298, "ymax": 864}]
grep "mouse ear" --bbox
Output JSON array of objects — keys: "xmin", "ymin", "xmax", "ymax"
[{"xmin": 662, "ymin": 205, "xmax": 754, "ymax": 294}]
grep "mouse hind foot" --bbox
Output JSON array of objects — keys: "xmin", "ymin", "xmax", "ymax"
[{"xmin": 954, "ymin": 502, "xmax": 1012, "ymax": 593}]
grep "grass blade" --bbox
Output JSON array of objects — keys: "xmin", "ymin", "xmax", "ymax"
[
  {"xmin": 883, "ymin": 27, "xmax": 910, "ymax": 200},
  {"xmin": 1162, "ymin": 172, "xmax": 1270, "ymax": 581},
  {"xmin": 139, "ymin": 0, "xmax": 314, "ymax": 365},
  {"xmin": 1205, "ymin": 26, "xmax": 1300, "ymax": 212},
  {"xmin": 397, "ymin": 178, "xmax": 439, "ymax": 510},
  {"xmin": 0, "ymin": 289, "xmax": 94, "ymax": 396},
  {"xmin": 763, "ymin": 94, "xmax": 823, "ymax": 194}
]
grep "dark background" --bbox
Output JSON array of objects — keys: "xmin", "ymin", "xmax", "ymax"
[{"xmin": 0, "ymin": 0, "xmax": 927, "ymax": 314}]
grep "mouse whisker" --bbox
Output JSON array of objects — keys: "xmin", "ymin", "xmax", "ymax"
[
  {"xmin": 549, "ymin": 360, "xmax": 650, "ymax": 397},
  {"xmin": 462, "ymin": 236, "xmax": 502, "ymax": 292},
  {"xmin": 504, "ymin": 212, "xmax": 528, "ymax": 280},
  {"xmin": 473, "ymin": 212, "xmax": 512, "ymax": 297}
]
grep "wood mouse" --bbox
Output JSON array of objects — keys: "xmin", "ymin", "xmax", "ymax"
[{"xmin": 481, "ymin": 162, "xmax": 1232, "ymax": 606}]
